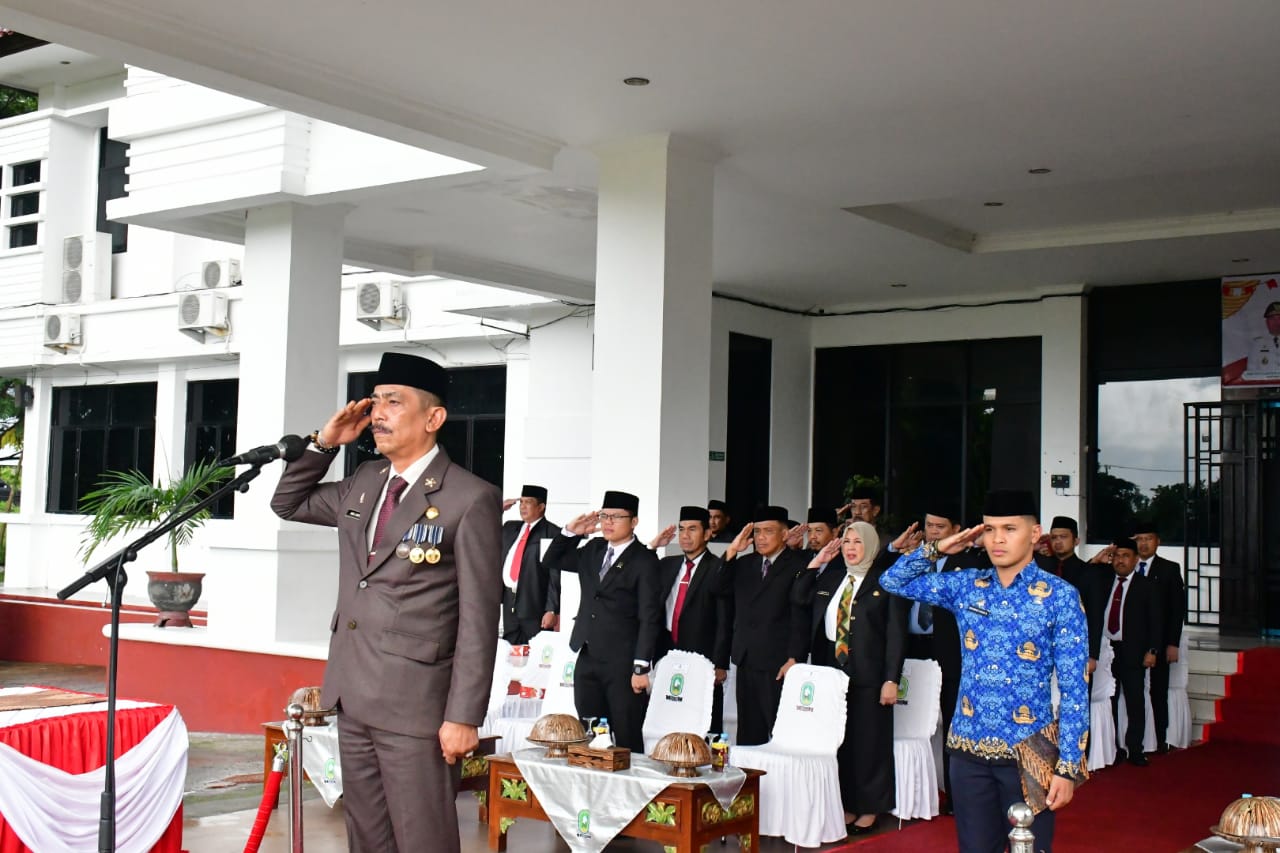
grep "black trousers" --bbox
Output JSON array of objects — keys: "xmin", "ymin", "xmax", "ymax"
[
  {"xmin": 939, "ymin": 675, "xmax": 960, "ymax": 803},
  {"xmin": 500, "ymin": 589, "xmax": 542, "ymax": 645},
  {"xmin": 1110, "ymin": 643, "xmax": 1148, "ymax": 757},
  {"xmin": 838, "ymin": 686, "xmax": 896, "ymax": 816},
  {"xmin": 735, "ymin": 664, "xmax": 784, "ymax": 746},
  {"xmin": 710, "ymin": 681, "xmax": 725, "ymax": 736},
  {"xmin": 1149, "ymin": 657, "xmax": 1170, "ymax": 746},
  {"xmin": 573, "ymin": 644, "xmax": 647, "ymax": 751},
  {"xmin": 949, "ymin": 753, "xmax": 1056, "ymax": 853}
]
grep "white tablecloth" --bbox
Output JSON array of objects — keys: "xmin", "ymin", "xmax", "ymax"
[{"xmin": 512, "ymin": 748, "xmax": 746, "ymax": 853}]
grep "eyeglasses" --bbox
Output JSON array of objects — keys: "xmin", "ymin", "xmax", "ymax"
[{"xmin": 598, "ymin": 512, "xmax": 633, "ymax": 522}]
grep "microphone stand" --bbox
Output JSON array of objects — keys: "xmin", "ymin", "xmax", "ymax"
[{"xmin": 57, "ymin": 462, "xmax": 266, "ymax": 853}]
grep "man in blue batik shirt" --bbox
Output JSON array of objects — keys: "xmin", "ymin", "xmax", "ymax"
[{"xmin": 882, "ymin": 490, "xmax": 1089, "ymax": 853}]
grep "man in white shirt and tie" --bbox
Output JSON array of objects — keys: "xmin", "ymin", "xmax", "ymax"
[
  {"xmin": 1104, "ymin": 539, "xmax": 1161, "ymax": 766},
  {"xmin": 652, "ymin": 506, "xmax": 731, "ymax": 731},
  {"xmin": 1132, "ymin": 522, "xmax": 1185, "ymax": 753},
  {"xmin": 499, "ymin": 485, "xmax": 561, "ymax": 644}
]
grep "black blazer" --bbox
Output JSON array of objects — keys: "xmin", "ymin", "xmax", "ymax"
[
  {"xmin": 798, "ymin": 553, "xmax": 909, "ymax": 689},
  {"xmin": 1104, "ymin": 571, "xmax": 1164, "ymax": 668},
  {"xmin": 654, "ymin": 551, "xmax": 732, "ymax": 670},
  {"xmin": 1145, "ymin": 555, "xmax": 1185, "ymax": 649},
  {"xmin": 719, "ymin": 548, "xmax": 810, "ymax": 671},
  {"xmin": 1035, "ymin": 553, "xmax": 1108, "ymax": 661},
  {"xmin": 543, "ymin": 534, "xmax": 663, "ymax": 664},
  {"xmin": 501, "ymin": 516, "xmax": 561, "ymax": 619}
]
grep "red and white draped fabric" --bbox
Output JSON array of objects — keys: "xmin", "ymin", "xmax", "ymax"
[{"xmin": 0, "ymin": 688, "xmax": 187, "ymax": 853}]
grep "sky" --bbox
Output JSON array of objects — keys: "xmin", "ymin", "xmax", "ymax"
[{"xmin": 1096, "ymin": 376, "xmax": 1221, "ymax": 495}]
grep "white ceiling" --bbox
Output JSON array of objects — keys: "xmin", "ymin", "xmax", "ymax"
[{"xmin": 3, "ymin": 0, "xmax": 1280, "ymax": 307}]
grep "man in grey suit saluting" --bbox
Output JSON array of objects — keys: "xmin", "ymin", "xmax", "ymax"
[{"xmin": 271, "ymin": 352, "xmax": 502, "ymax": 853}]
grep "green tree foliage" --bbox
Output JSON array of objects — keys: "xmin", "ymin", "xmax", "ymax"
[{"xmin": 0, "ymin": 85, "xmax": 37, "ymax": 119}]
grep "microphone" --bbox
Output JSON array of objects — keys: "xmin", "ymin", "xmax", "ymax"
[{"xmin": 217, "ymin": 434, "xmax": 309, "ymax": 467}]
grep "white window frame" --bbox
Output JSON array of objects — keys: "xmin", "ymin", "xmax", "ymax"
[{"xmin": 2, "ymin": 158, "xmax": 45, "ymax": 253}]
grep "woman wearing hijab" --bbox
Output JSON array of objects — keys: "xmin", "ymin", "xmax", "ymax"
[{"xmin": 798, "ymin": 520, "xmax": 909, "ymax": 836}]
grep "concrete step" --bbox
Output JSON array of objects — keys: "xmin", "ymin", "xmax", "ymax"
[
  {"xmin": 1186, "ymin": 673, "xmax": 1227, "ymax": 695},
  {"xmin": 1185, "ymin": 648, "xmax": 1240, "ymax": 675},
  {"xmin": 1189, "ymin": 696, "xmax": 1220, "ymax": 722}
]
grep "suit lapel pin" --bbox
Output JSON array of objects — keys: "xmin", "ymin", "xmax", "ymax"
[
  {"xmin": 359, "ymin": 492, "xmax": 367, "ymax": 504},
  {"xmin": 425, "ymin": 506, "xmax": 440, "ymax": 520},
  {"xmin": 424, "ymin": 477, "xmax": 438, "ymax": 489}
]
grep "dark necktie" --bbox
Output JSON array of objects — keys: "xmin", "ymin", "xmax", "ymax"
[
  {"xmin": 1107, "ymin": 576, "xmax": 1127, "ymax": 635},
  {"xmin": 369, "ymin": 476, "xmax": 407, "ymax": 561},
  {"xmin": 671, "ymin": 558, "xmax": 694, "ymax": 644},
  {"xmin": 1138, "ymin": 560, "xmax": 1148, "ymax": 576},
  {"xmin": 599, "ymin": 546, "xmax": 616, "ymax": 580},
  {"xmin": 761, "ymin": 557, "xmax": 772, "ymax": 579},
  {"xmin": 1056, "ymin": 559, "xmax": 1067, "ymax": 578}
]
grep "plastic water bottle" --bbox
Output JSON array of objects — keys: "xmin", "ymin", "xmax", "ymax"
[
  {"xmin": 595, "ymin": 717, "xmax": 613, "ymax": 746},
  {"xmin": 712, "ymin": 732, "xmax": 730, "ymax": 770}
]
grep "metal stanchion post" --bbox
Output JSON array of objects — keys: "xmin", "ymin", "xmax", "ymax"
[
  {"xmin": 285, "ymin": 703, "xmax": 306, "ymax": 853},
  {"xmin": 1007, "ymin": 802, "xmax": 1035, "ymax": 853}
]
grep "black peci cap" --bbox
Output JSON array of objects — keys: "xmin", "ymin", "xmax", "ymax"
[
  {"xmin": 807, "ymin": 507, "xmax": 838, "ymax": 527},
  {"xmin": 1050, "ymin": 516, "xmax": 1079, "ymax": 537},
  {"xmin": 374, "ymin": 352, "xmax": 449, "ymax": 404},
  {"xmin": 601, "ymin": 490, "xmax": 639, "ymax": 515},
  {"xmin": 982, "ymin": 489, "xmax": 1038, "ymax": 518},
  {"xmin": 753, "ymin": 505, "xmax": 790, "ymax": 524},
  {"xmin": 521, "ymin": 485, "xmax": 548, "ymax": 503},
  {"xmin": 680, "ymin": 505, "xmax": 711, "ymax": 525}
]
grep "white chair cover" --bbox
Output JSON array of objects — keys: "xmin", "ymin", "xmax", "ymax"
[
  {"xmin": 733, "ymin": 664, "xmax": 849, "ymax": 847},
  {"xmin": 1088, "ymin": 640, "xmax": 1117, "ymax": 770},
  {"xmin": 483, "ymin": 632, "xmax": 575, "ymax": 751},
  {"xmin": 1166, "ymin": 632, "xmax": 1192, "ymax": 748},
  {"xmin": 484, "ymin": 639, "xmax": 514, "ymax": 723},
  {"xmin": 642, "ymin": 650, "xmax": 716, "ymax": 753},
  {"xmin": 721, "ymin": 663, "xmax": 739, "ymax": 743},
  {"xmin": 892, "ymin": 658, "xmax": 942, "ymax": 821}
]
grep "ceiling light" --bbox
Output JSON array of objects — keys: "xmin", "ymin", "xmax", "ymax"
[
  {"xmin": 890, "ymin": 282, "xmax": 908, "ymax": 288},
  {"xmin": 1027, "ymin": 167, "xmax": 1052, "ymax": 175},
  {"xmin": 59, "ymin": 60, "xmax": 71, "ymax": 65},
  {"xmin": 983, "ymin": 201, "xmax": 1004, "ymax": 207},
  {"xmin": 1231, "ymin": 258, "xmax": 1251, "ymax": 263},
  {"xmin": 623, "ymin": 77, "xmax": 650, "ymax": 86}
]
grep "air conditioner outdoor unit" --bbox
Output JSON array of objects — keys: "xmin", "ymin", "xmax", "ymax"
[
  {"xmin": 355, "ymin": 281, "xmax": 405, "ymax": 330},
  {"xmin": 60, "ymin": 233, "xmax": 112, "ymax": 304},
  {"xmin": 200, "ymin": 259, "xmax": 241, "ymax": 289},
  {"xmin": 177, "ymin": 291, "xmax": 229, "ymax": 342},
  {"xmin": 43, "ymin": 313, "xmax": 81, "ymax": 351}
]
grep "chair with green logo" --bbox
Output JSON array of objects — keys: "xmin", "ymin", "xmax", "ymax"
[
  {"xmin": 641, "ymin": 650, "xmax": 716, "ymax": 753},
  {"xmin": 733, "ymin": 663, "xmax": 850, "ymax": 847},
  {"xmin": 890, "ymin": 656, "xmax": 942, "ymax": 822}
]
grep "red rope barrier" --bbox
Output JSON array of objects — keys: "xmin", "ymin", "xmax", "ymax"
[{"xmin": 243, "ymin": 752, "xmax": 286, "ymax": 853}]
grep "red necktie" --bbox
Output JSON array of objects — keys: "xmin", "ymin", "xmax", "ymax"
[
  {"xmin": 509, "ymin": 523, "xmax": 532, "ymax": 583},
  {"xmin": 1107, "ymin": 575, "xmax": 1127, "ymax": 635},
  {"xmin": 671, "ymin": 558, "xmax": 694, "ymax": 645},
  {"xmin": 369, "ymin": 476, "xmax": 407, "ymax": 562},
  {"xmin": 1055, "ymin": 559, "xmax": 1066, "ymax": 578}
]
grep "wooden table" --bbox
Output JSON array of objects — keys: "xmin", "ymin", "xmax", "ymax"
[
  {"xmin": 261, "ymin": 722, "xmax": 497, "ymax": 817},
  {"xmin": 486, "ymin": 753, "xmax": 764, "ymax": 853}
]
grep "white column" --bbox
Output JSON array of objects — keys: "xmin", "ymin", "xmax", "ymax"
[
  {"xmin": 204, "ymin": 202, "xmax": 348, "ymax": 646},
  {"xmin": 152, "ymin": 364, "xmax": 186, "ymax": 482},
  {"xmin": 1039, "ymin": 296, "xmax": 1087, "ymax": 535},
  {"xmin": 590, "ymin": 134, "xmax": 716, "ymax": 538}
]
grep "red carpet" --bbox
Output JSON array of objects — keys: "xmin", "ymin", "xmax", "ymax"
[
  {"xmin": 833, "ymin": 740, "xmax": 1280, "ymax": 852},
  {"xmin": 1206, "ymin": 646, "xmax": 1280, "ymax": 746}
]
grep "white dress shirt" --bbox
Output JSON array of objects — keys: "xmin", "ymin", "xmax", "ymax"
[
  {"xmin": 502, "ymin": 516, "xmax": 544, "ymax": 592},
  {"xmin": 665, "ymin": 551, "xmax": 707, "ymax": 631},
  {"xmin": 824, "ymin": 570, "xmax": 868, "ymax": 642},
  {"xmin": 1103, "ymin": 573, "xmax": 1133, "ymax": 642},
  {"xmin": 365, "ymin": 445, "xmax": 439, "ymax": 551}
]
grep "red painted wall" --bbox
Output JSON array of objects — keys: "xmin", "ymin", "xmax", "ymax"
[{"xmin": 1, "ymin": 595, "xmax": 326, "ymax": 733}]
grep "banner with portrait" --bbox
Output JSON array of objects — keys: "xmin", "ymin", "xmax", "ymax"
[{"xmin": 1222, "ymin": 273, "xmax": 1280, "ymax": 388}]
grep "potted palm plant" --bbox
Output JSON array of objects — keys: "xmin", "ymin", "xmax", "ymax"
[{"xmin": 78, "ymin": 459, "xmax": 231, "ymax": 627}]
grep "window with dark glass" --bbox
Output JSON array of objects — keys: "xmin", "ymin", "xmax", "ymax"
[
  {"xmin": 11, "ymin": 160, "xmax": 40, "ymax": 186},
  {"xmin": 48, "ymin": 382, "xmax": 157, "ymax": 513},
  {"xmin": 97, "ymin": 130, "xmax": 129, "ymax": 253},
  {"xmin": 344, "ymin": 364, "xmax": 506, "ymax": 486},
  {"xmin": 812, "ymin": 336, "xmax": 1041, "ymax": 527},
  {"xmin": 8, "ymin": 222, "xmax": 37, "ymax": 249},
  {"xmin": 185, "ymin": 379, "xmax": 239, "ymax": 518},
  {"xmin": 9, "ymin": 192, "xmax": 38, "ymax": 218}
]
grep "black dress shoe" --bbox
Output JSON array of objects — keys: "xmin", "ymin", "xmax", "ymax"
[
  {"xmin": 939, "ymin": 801, "xmax": 954, "ymax": 816},
  {"xmin": 1156, "ymin": 742, "xmax": 1171, "ymax": 754},
  {"xmin": 847, "ymin": 822, "xmax": 876, "ymax": 836},
  {"xmin": 1115, "ymin": 749, "xmax": 1128, "ymax": 764},
  {"xmin": 1128, "ymin": 754, "xmax": 1149, "ymax": 767}
]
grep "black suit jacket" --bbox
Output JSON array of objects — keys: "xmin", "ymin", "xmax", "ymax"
[
  {"xmin": 797, "ymin": 552, "xmax": 909, "ymax": 689},
  {"xmin": 655, "ymin": 551, "xmax": 732, "ymax": 669},
  {"xmin": 543, "ymin": 534, "xmax": 663, "ymax": 664},
  {"xmin": 1035, "ymin": 553, "xmax": 1108, "ymax": 661},
  {"xmin": 501, "ymin": 516, "xmax": 560, "ymax": 619},
  {"xmin": 1144, "ymin": 555, "xmax": 1185, "ymax": 649},
  {"xmin": 1104, "ymin": 571, "xmax": 1163, "ymax": 668},
  {"xmin": 720, "ymin": 548, "xmax": 810, "ymax": 671}
]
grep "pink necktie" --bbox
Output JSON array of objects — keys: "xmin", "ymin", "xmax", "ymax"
[
  {"xmin": 671, "ymin": 559, "xmax": 694, "ymax": 644},
  {"xmin": 369, "ymin": 476, "xmax": 407, "ymax": 561}
]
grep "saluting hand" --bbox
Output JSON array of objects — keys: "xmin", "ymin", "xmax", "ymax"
[
  {"xmin": 892, "ymin": 522, "xmax": 923, "ymax": 553},
  {"xmin": 565, "ymin": 512, "xmax": 601, "ymax": 537},
  {"xmin": 649, "ymin": 524, "xmax": 676, "ymax": 549},
  {"xmin": 502, "ymin": 498, "xmax": 519, "ymax": 512},
  {"xmin": 810, "ymin": 538, "xmax": 841, "ymax": 569},
  {"xmin": 938, "ymin": 524, "xmax": 984, "ymax": 555},
  {"xmin": 784, "ymin": 523, "xmax": 805, "ymax": 549},
  {"xmin": 725, "ymin": 523, "xmax": 755, "ymax": 560},
  {"xmin": 319, "ymin": 397, "xmax": 372, "ymax": 448}
]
